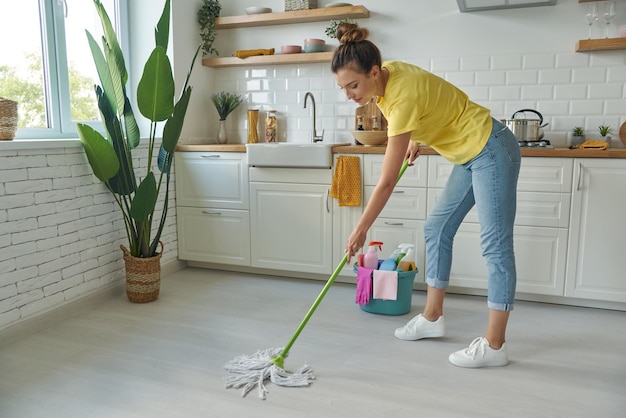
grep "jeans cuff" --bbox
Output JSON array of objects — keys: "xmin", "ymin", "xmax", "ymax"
[
  {"xmin": 487, "ymin": 301, "xmax": 514, "ymax": 311},
  {"xmin": 426, "ymin": 277, "xmax": 449, "ymax": 289}
]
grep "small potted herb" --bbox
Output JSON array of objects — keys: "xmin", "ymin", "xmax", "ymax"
[
  {"xmin": 568, "ymin": 126, "xmax": 586, "ymax": 148},
  {"xmin": 598, "ymin": 124, "xmax": 613, "ymax": 146},
  {"xmin": 325, "ymin": 18, "xmax": 355, "ymax": 40}
]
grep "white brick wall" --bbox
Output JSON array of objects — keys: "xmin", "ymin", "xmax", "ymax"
[
  {"xmin": 0, "ymin": 143, "xmax": 178, "ymax": 331},
  {"xmin": 211, "ymin": 51, "xmax": 625, "ymax": 148}
]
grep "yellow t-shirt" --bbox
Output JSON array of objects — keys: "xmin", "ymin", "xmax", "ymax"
[{"xmin": 377, "ymin": 61, "xmax": 492, "ymax": 164}]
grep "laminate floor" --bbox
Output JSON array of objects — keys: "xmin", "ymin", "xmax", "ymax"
[{"xmin": 0, "ymin": 267, "xmax": 624, "ymax": 418}]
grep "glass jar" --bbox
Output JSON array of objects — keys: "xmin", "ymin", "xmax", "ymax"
[
  {"xmin": 265, "ymin": 110, "xmax": 277, "ymax": 142},
  {"xmin": 247, "ymin": 109, "xmax": 259, "ymax": 143}
]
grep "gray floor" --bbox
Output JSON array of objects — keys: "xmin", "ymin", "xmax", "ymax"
[{"xmin": 0, "ymin": 267, "xmax": 624, "ymax": 418}]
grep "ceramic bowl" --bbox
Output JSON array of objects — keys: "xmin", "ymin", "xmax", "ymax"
[
  {"xmin": 304, "ymin": 38, "xmax": 325, "ymax": 45},
  {"xmin": 352, "ymin": 130, "xmax": 388, "ymax": 146},
  {"xmin": 280, "ymin": 45, "xmax": 302, "ymax": 54},
  {"xmin": 245, "ymin": 6, "xmax": 272, "ymax": 14},
  {"xmin": 303, "ymin": 44, "xmax": 325, "ymax": 53}
]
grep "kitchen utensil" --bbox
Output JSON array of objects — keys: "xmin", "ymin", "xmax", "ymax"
[
  {"xmin": 245, "ymin": 6, "xmax": 272, "ymax": 14},
  {"xmin": 352, "ymin": 130, "xmax": 387, "ymax": 146},
  {"xmin": 280, "ymin": 45, "xmax": 302, "ymax": 54},
  {"xmin": 503, "ymin": 109, "xmax": 548, "ymax": 141},
  {"xmin": 619, "ymin": 121, "xmax": 626, "ymax": 146}
]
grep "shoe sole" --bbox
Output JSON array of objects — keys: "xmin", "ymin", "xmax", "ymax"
[
  {"xmin": 448, "ymin": 355, "xmax": 509, "ymax": 368},
  {"xmin": 394, "ymin": 329, "xmax": 446, "ymax": 341}
]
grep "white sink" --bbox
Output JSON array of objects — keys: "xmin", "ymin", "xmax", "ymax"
[{"xmin": 246, "ymin": 142, "xmax": 350, "ymax": 168}]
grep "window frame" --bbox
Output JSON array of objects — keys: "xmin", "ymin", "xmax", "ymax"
[{"xmin": 14, "ymin": 0, "xmax": 130, "ymax": 140}]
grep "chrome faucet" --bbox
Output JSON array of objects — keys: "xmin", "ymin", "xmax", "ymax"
[{"xmin": 304, "ymin": 92, "xmax": 324, "ymax": 143}]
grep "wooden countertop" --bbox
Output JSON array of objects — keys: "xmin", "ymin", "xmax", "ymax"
[{"xmin": 175, "ymin": 143, "xmax": 626, "ymax": 158}]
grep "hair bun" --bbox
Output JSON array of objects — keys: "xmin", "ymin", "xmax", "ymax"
[{"xmin": 336, "ymin": 23, "xmax": 369, "ymax": 45}]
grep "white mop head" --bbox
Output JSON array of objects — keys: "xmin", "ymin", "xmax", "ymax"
[{"xmin": 223, "ymin": 347, "xmax": 315, "ymax": 399}]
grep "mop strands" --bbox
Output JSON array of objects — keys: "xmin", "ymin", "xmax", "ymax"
[
  {"xmin": 223, "ymin": 347, "xmax": 315, "ymax": 400},
  {"xmin": 223, "ymin": 159, "xmax": 411, "ymax": 400}
]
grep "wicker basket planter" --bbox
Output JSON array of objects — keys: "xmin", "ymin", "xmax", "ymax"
[
  {"xmin": 285, "ymin": 0, "xmax": 317, "ymax": 11},
  {"xmin": 0, "ymin": 97, "xmax": 18, "ymax": 140},
  {"xmin": 121, "ymin": 242, "xmax": 163, "ymax": 303}
]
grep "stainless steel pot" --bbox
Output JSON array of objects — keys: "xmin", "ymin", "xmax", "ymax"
[{"xmin": 502, "ymin": 109, "xmax": 548, "ymax": 141}]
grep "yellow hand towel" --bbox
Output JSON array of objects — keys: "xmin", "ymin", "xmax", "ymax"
[
  {"xmin": 330, "ymin": 155, "xmax": 361, "ymax": 206},
  {"xmin": 234, "ymin": 48, "xmax": 275, "ymax": 59}
]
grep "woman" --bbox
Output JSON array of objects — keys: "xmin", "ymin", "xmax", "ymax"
[{"xmin": 332, "ymin": 23, "xmax": 521, "ymax": 368}]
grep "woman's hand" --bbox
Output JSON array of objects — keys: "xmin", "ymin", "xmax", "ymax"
[
  {"xmin": 406, "ymin": 141, "xmax": 420, "ymax": 165},
  {"xmin": 345, "ymin": 228, "xmax": 367, "ymax": 264}
]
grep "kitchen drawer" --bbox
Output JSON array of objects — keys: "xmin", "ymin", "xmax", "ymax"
[
  {"xmin": 363, "ymin": 154, "xmax": 427, "ymax": 187},
  {"xmin": 365, "ymin": 186, "xmax": 427, "ymax": 220},
  {"xmin": 427, "ymin": 155, "xmax": 573, "ymax": 193},
  {"xmin": 175, "ymin": 152, "xmax": 249, "ymax": 209},
  {"xmin": 427, "ymin": 189, "xmax": 570, "ymax": 228}
]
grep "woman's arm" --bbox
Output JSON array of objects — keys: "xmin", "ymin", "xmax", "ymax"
[{"xmin": 345, "ymin": 132, "xmax": 412, "ymax": 261}]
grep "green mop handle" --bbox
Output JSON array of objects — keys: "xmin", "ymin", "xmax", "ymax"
[{"xmin": 272, "ymin": 159, "xmax": 411, "ymax": 367}]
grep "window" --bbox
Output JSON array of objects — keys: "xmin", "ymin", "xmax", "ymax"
[{"xmin": 0, "ymin": 0, "xmax": 128, "ymax": 139}]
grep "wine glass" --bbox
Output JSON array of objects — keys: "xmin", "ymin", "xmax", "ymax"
[
  {"xmin": 585, "ymin": 3, "xmax": 598, "ymax": 40},
  {"xmin": 602, "ymin": 1, "xmax": 616, "ymax": 39}
]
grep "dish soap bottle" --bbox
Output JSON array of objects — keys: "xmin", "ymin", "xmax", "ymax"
[
  {"xmin": 397, "ymin": 244, "xmax": 416, "ymax": 272},
  {"xmin": 379, "ymin": 243, "xmax": 408, "ymax": 271},
  {"xmin": 363, "ymin": 241, "xmax": 383, "ymax": 269}
]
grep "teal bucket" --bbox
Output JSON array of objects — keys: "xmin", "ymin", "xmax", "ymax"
[{"xmin": 354, "ymin": 265, "xmax": 418, "ymax": 316}]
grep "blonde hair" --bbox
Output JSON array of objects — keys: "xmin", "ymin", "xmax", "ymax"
[{"xmin": 331, "ymin": 23, "xmax": 382, "ymax": 74}]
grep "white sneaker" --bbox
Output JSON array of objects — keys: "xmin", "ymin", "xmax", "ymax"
[
  {"xmin": 448, "ymin": 337, "xmax": 509, "ymax": 368},
  {"xmin": 394, "ymin": 314, "xmax": 446, "ymax": 341}
]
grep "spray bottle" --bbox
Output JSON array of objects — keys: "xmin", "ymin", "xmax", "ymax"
[
  {"xmin": 380, "ymin": 243, "xmax": 412, "ymax": 271},
  {"xmin": 363, "ymin": 241, "xmax": 383, "ymax": 269},
  {"xmin": 396, "ymin": 244, "xmax": 416, "ymax": 272}
]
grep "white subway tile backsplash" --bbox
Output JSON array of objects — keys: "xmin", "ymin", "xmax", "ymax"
[
  {"xmin": 589, "ymin": 83, "xmax": 624, "ymax": 99},
  {"xmin": 522, "ymin": 54, "xmax": 555, "ymax": 69},
  {"xmin": 570, "ymin": 100, "xmax": 605, "ymax": 116},
  {"xmin": 554, "ymin": 84, "xmax": 588, "ymax": 100},
  {"xmin": 476, "ymin": 70, "xmax": 506, "ymax": 86},
  {"xmin": 431, "ymin": 57, "xmax": 460, "ymax": 73},
  {"xmin": 460, "ymin": 56, "xmax": 491, "ymax": 71},
  {"xmin": 538, "ymin": 68, "xmax": 572, "ymax": 84},
  {"xmin": 506, "ymin": 70, "xmax": 539, "ymax": 85},
  {"xmin": 556, "ymin": 53, "xmax": 590, "ymax": 69},
  {"xmin": 492, "ymin": 55, "xmax": 523, "ymax": 70},
  {"xmin": 521, "ymin": 85, "xmax": 554, "ymax": 100},
  {"xmin": 490, "ymin": 86, "xmax": 522, "ymax": 101},
  {"xmin": 572, "ymin": 67, "xmax": 607, "ymax": 83}
]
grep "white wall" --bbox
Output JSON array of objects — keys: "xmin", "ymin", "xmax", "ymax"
[{"xmin": 182, "ymin": 0, "xmax": 626, "ymax": 146}]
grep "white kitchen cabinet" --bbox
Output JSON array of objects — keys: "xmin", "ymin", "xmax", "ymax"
[
  {"xmin": 175, "ymin": 152, "xmax": 250, "ymax": 265},
  {"xmin": 427, "ymin": 156, "xmax": 572, "ymax": 296},
  {"xmin": 363, "ymin": 154, "xmax": 428, "ymax": 284},
  {"xmin": 331, "ymin": 154, "xmax": 364, "ymax": 278},
  {"xmin": 566, "ymin": 159, "xmax": 626, "ymax": 303},
  {"xmin": 249, "ymin": 167, "xmax": 333, "ymax": 274}
]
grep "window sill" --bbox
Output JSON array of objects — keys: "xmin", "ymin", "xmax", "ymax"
[{"xmin": 0, "ymin": 138, "xmax": 81, "ymax": 151}]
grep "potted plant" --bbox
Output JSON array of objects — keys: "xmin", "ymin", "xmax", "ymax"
[
  {"xmin": 568, "ymin": 126, "xmax": 586, "ymax": 147},
  {"xmin": 197, "ymin": 0, "xmax": 222, "ymax": 57},
  {"xmin": 77, "ymin": 0, "xmax": 200, "ymax": 303},
  {"xmin": 598, "ymin": 124, "xmax": 613, "ymax": 145},
  {"xmin": 211, "ymin": 91, "xmax": 242, "ymax": 144}
]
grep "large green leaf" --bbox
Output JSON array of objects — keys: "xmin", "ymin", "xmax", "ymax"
[
  {"xmin": 155, "ymin": 0, "xmax": 170, "ymax": 51},
  {"xmin": 104, "ymin": 41, "xmax": 126, "ymax": 116},
  {"xmin": 86, "ymin": 31, "xmax": 117, "ymax": 116},
  {"xmin": 123, "ymin": 97, "xmax": 140, "ymax": 149},
  {"xmin": 162, "ymin": 86, "xmax": 192, "ymax": 154},
  {"xmin": 137, "ymin": 46, "xmax": 175, "ymax": 122},
  {"xmin": 130, "ymin": 172, "xmax": 157, "ymax": 222},
  {"xmin": 77, "ymin": 123, "xmax": 119, "ymax": 182},
  {"xmin": 93, "ymin": 0, "xmax": 127, "ymax": 85}
]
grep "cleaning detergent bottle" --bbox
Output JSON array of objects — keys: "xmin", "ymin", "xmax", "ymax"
[
  {"xmin": 379, "ymin": 243, "xmax": 409, "ymax": 271},
  {"xmin": 363, "ymin": 241, "xmax": 383, "ymax": 269},
  {"xmin": 397, "ymin": 244, "xmax": 416, "ymax": 272}
]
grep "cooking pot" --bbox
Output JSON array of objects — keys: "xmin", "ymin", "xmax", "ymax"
[{"xmin": 502, "ymin": 109, "xmax": 549, "ymax": 141}]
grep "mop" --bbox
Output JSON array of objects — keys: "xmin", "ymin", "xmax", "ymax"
[{"xmin": 224, "ymin": 159, "xmax": 410, "ymax": 399}]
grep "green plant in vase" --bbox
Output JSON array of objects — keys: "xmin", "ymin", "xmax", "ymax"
[
  {"xmin": 212, "ymin": 91, "xmax": 242, "ymax": 144},
  {"xmin": 598, "ymin": 124, "xmax": 614, "ymax": 146},
  {"xmin": 198, "ymin": 0, "xmax": 222, "ymax": 56},
  {"xmin": 77, "ymin": 0, "xmax": 199, "ymax": 260},
  {"xmin": 325, "ymin": 18, "xmax": 355, "ymax": 39}
]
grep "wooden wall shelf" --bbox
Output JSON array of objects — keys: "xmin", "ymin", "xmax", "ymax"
[
  {"xmin": 215, "ymin": 5, "xmax": 370, "ymax": 29},
  {"xmin": 576, "ymin": 37, "xmax": 626, "ymax": 52},
  {"xmin": 202, "ymin": 5, "xmax": 370, "ymax": 68},
  {"xmin": 202, "ymin": 52, "xmax": 334, "ymax": 68}
]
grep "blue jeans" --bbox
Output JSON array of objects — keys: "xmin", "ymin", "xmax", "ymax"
[{"xmin": 424, "ymin": 118, "xmax": 521, "ymax": 311}]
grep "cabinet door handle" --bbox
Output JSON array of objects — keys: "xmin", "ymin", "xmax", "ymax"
[
  {"xmin": 384, "ymin": 221, "xmax": 404, "ymax": 226},
  {"xmin": 201, "ymin": 155, "xmax": 220, "ymax": 159},
  {"xmin": 202, "ymin": 210, "xmax": 222, "ymax": 215},
  {"xmin": 325, "ymin": 189, "xmax": 330, "ymax": 213},
  {"xmin": 577, "ymin": 162, "xmax": 582, "ymax": 191},
  {"xmin": 392, "ymin": 190, "xmax": 404, "ymax": 194}
]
